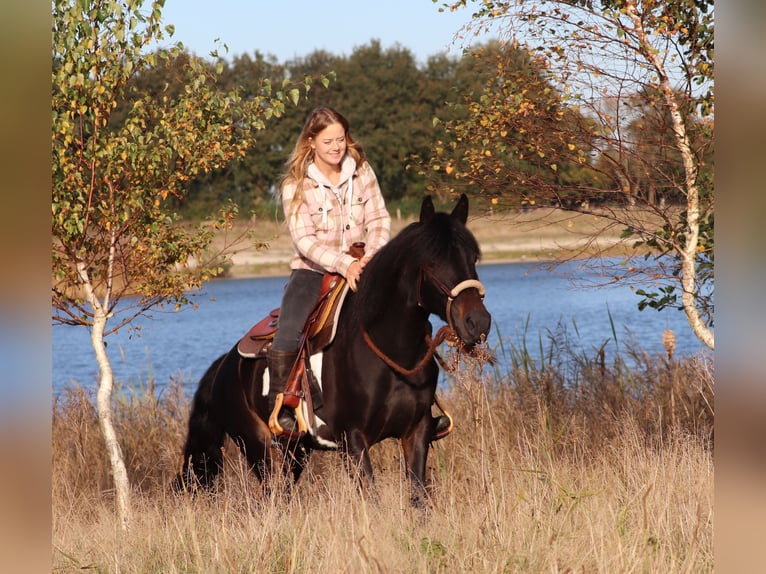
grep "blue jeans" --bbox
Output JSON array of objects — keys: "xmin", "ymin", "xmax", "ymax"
[{"xmin": 272, "ymin": 269, "xmax": 325, "ymax": 352}]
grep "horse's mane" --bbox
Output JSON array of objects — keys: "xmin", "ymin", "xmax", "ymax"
[{"xmin": 354, "ymin": 211, "xmax": 481, "ymax": 326}]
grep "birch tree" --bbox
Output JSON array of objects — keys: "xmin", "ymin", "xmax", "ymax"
[
  {"xmin": 52, "ymin": 0, "xmax": 327, "ymax": 529},
  {"xmin": 434, "ymin": 0, "xmax": 714, "ymax": 348}
]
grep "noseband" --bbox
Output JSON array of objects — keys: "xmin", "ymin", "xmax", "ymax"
[{"xmin": 418, "ymin": 266, "xmax": 486, "ymax": 331}]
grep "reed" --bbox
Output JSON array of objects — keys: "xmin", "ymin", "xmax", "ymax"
[{"xmin": 52, "ymin": 339, "xmax": 713, "ymax": 572}]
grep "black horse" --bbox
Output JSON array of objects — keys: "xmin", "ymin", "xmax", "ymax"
[{"xmin": 174, "ymin": 194, "xmax": 491, "ymax": 505}]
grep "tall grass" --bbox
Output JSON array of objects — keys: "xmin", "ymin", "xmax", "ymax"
[{"xmin": 52, "ymin": 336, "xmax": 713, "ymax": 573}]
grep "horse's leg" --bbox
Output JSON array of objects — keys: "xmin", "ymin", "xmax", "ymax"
[
  {"xmin": 339, "ymin": 429, "xmax": 375, "ymax": 495},
  {"xmin": 230, "ymin": 409, "xmax": 275, "ymax": 484},
  {"xmin": 231, "ymin": 410, "xmax": 314, "ymax": 494},
  {"xmin": 173, "ymin": 357, "xmax": 227, "ymax": 492},
  {"xmin": 286, "ymin": 441, "xmax": 311, "ymax": 483},
  {"xmin": 176, "ymin": 411, "xmax": 225, "ymax": 492},
  {"xmin": 401, "ymin": 419, "xmax": 432, "ymax": 507}
]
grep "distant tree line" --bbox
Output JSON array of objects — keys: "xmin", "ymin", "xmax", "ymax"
[
  {"xmin": 117, "ymin": 39, "xmax": 710, "ymax": 220},
  {"xmin": 115, "ymin": 40, "xmax": 470, "ymax": 218}
]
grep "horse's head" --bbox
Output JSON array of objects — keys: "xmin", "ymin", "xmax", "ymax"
[{"xmin": 416, "ymin": 194, "xmax": 492, "ymax": 348}]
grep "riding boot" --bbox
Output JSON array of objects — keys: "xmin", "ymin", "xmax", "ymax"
[{"xmin": 267, "ymin": 349, "xmax": 300, "ymax": 435}]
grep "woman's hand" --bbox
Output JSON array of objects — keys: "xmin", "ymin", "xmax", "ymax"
[{"xmin": 346, "ymin": 260, "xmax": 363, "ymax": 292}]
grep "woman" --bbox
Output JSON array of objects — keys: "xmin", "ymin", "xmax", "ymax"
[
  {"xmin": 269, "ymin": 106, "xmax": 449, "ymax": 440},
  {"xmin": 269, "ymin": 106, "xmax": 391, "ymax": 434}
]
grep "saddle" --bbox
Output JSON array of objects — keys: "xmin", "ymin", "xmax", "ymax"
[{"xmin": 236, "ymin": 271, "xmax": 350, "ymax": 360}]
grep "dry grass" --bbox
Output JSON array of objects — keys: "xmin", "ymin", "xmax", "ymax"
[{"xmin": 52, "ymin": 340, "xmax": 713, "ymax": 573}]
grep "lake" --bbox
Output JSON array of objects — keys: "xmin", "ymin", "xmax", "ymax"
[{"xmin": 52, "ymin": 259, "xmax": 710, "ymax": 394}]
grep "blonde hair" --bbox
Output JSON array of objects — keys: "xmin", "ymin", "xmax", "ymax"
[{"xmin": 280, "ymin": 106, "xmax": 366, "ymax": 214}]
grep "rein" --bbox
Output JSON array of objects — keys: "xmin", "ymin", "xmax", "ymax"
[{"xmin": 362, "ymin": 325, "xmax": 458, "ymax": 377}]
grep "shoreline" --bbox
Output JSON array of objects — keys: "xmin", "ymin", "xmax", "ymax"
[
  {"xmin": 220, "ymin": 245, "xmax": 633, "ymax": 280},
  {"xmin": 216, "ymin": 208, "xmax": 635, "ymax": 280}
]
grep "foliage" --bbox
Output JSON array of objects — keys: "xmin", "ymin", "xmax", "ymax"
[
  {"xmin": 627, "ymin": 206, "xmax": 714, "ymax": 326},
  {"xmin": 51, "ymin": 0, "xmax": 327, "ymax": 332},
  {"xmin": 51, "ymin": 0, "xmax": 328, "ymax": 527},
  {"xmin": 431, "ymin": 0, "xmax": 714, "ymax": 347},
  {"xmin": 115, "ymin": 39, "xmax": 497, "ymax": 217},
  {"xmin": 421, "ymin": 41, "xmax": 610, "ymax": 209}
]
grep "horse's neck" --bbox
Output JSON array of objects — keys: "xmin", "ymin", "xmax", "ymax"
[
  {"xmin": 352, "ymin": 260, "xmax": 432, "ymax": 347},
  {"xmin": 360, "ymin": 288, "xmax": 431, "ymax": 358}
]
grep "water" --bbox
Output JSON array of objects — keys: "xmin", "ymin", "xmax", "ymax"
[{"xmin": 52, "ymin": 260, "xmax": 710, "ymax": 394}]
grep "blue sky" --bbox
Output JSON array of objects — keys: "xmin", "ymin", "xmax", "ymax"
[{"xmin": 157, "ymin": 0, "xmax": 498, "ymax": 63}]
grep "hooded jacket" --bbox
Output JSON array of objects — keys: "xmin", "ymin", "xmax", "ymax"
[{"xmin": 281, "ymin": 155, "xmax": 391, "ymax": 276}]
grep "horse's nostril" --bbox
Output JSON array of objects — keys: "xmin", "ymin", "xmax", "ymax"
[
  {"xmin": 472, "ymin": 310, "xmax": 490, "ymax": 331},
  {"xmin": 477, "ymin": 312, "xmax": 491, "ymax": 338},
  {"xmin": 459, "ymin": 309, "xmax": 491, "ymax": 345}
]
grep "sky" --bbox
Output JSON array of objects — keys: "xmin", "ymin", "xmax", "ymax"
[{"xmin": 157, "ymin": 0, "xmax": 498, "ymax": 64}]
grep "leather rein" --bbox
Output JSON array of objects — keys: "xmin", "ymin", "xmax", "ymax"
[{"xmin": 362, "ymin": 266, "xmax": 486, "ymax": 377}]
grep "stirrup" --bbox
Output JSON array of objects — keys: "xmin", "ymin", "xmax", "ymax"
[
  {"xmin": 431, "ymin": 395, "xmax": 454, "ymax": 441},
  {"xmin": 432, "ymin": 414, "xmax": 453, "ymax": 441},
  {"xmin": 268, "ymin": 392, "xmax": 308, "ymax": 439}
]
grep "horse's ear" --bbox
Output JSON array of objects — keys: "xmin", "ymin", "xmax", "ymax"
[
  {"xmin": 451, "ymin": 193, "xmax": 469, "ymax": 224},
  {"xmin": 420, "ymin": 195, "xmax": 435, "ymax": 223}
]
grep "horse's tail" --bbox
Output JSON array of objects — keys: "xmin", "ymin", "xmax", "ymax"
[{"xmin": 172, "ymin": 354, "xmax": 227, "ymax": 493}]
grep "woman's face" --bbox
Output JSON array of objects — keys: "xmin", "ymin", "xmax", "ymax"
[{"xmin": 310, "ymin": 122, "xmax": 347, "ymax": 171}]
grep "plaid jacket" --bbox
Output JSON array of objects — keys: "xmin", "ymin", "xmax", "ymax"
[{"xmin": 281, "ymin": 157, "xmax": 391, "ymax": 277}]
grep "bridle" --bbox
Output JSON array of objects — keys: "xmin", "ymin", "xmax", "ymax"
[
  {"xmin": 417, "ymin": 266, "xmax": 486, "ymax": 331},
  {"xmin": 362, "ymin": 265, "xmax": 486, "ymax": 377}
]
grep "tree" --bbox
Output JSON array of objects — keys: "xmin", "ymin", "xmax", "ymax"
[
  {"xmin": 144, "ymin": 41, "xmax": 496, "ymax": 218},
  {"xmin": 178, "ymin": 51, "xmax": 296, "ymax": 217},
  {"xmin": 423, "ymin": 40, "xmax": 609, "ymax": 208},
  {"xmin": 52, "ymin": 0, "xmax": 326, "ymax": 529},
  {"xmin": 434, "ymin": 0, "xmax": 714, "ymax": 349}
]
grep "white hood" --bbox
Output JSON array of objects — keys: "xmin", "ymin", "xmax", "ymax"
[{"xmin": 306, "ymin": 154, "xmax": 357, "ymax": 187}]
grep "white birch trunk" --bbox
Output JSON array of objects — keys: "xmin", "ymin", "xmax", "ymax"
[
  {"xmin": 626, "ymin": 0, "xmax": 714, "ymax": 350},
  {"xmin": 77, "ymin": 262, "xmax": 132, "ymax": 530}
]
